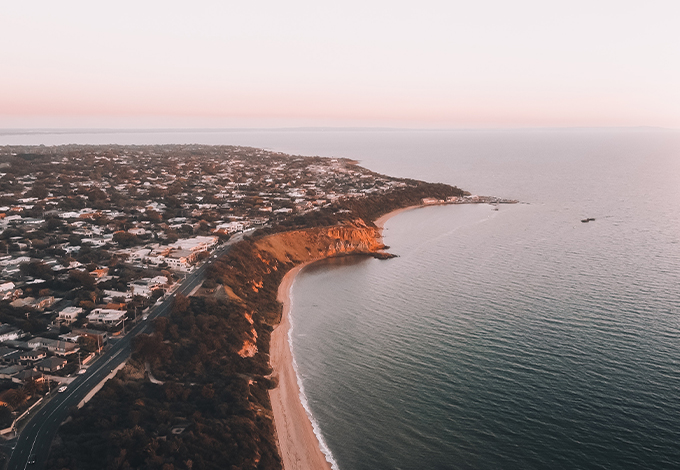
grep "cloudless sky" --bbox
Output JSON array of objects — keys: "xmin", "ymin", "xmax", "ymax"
[{"xmin": 1, "ymin": 0, "xmax": 679, "ymax": 128}]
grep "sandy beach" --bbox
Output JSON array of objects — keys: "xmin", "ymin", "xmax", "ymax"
[
  {"xmin": 269, "ymin": 206, "xmax": 423, "ymax": 470},
  {"xmin": 375, "ymin": 204, "xmax": 424, "ymax": 230},
  {"xmin": 270, "ymin": 262, "xmax": 333, "ymax": 470}
]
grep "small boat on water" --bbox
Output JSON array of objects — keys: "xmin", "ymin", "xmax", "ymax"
[{"xmin": 581, "ymin": 217, "xmax": 596, "ymax": 223}]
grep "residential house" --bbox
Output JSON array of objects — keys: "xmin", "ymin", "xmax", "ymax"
[
  {"xmin": 86, "ymin": 309, "xmax": 127, "ymax": 328},
  {"xmin": 19, "ymin": 350, "xmax": 46, "ymax": 365},
  {"xmin": 10, "ymin": 297, "xmax": 35, "ymax": 309},
  {"xmin": 72, "ymin": 329, "xmax": 108, "ymax": 348},
  {"xmin": 0, "ymin": 364, "xmax": 25, "ymax": 380},
  {"xmin": 0, "ymin": 347, "xmax": 20, "ymax": 365},
  {"xmin": 164, "ymin": 250, "xmax": 191, "ymax": 271},
  {"xmin": 36, "ymin": 357, "xmax": 68, "ymax": 373},
  {"xmin": 0, "ymin": 325, "xmax": 23, "ymax": 342},
  {"xmin": 103, "ymin": 290, "xmax": 132, "ymax": 302},
  {"xmin": 0, "ymin": 287, "xmax": 22, "ymax": 301},
  {"xmin": 32, "ymin": 296, "xmax": 56, "ymax": 311},
  {"xmin": 27, "ymin": 337, "xmax": 79, "ymax": 356},
  {"xmin": 57, "ymin": 306, "xmax": 83, "ymax": 325},
  {"xmin": 15, "ymin": 369, "xmax": 44, "ymax": 384},
  {"xmin": 89, "ymin": 267, "xmax": 109, "ymax": 278},
  {"xmin": 131, "ymin": 276, "xmax": 168, "ymax": 297},
  {"xmin": 0, "ymin": 282, "xmax": 15, "ymax": 292}
]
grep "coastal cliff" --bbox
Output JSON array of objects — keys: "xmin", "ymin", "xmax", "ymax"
[
  {"xmin": 254, "ymin": 222, "xmax": 385, "ymax": 264},
  {"xmin": 47, "ymin": 221, "xmax": 390, "ymax": 470},
  {"xmin": 212, "ymin": 221, "xmax": 389, "ymax": 357},
  {"xmin": 34, "ymin": 145, "xmax": 469, "ymax": 470},
  {"xmin": 46, "ymin": 184, "xmax": 467, "ymax": 470},
  {"xmin": 225, "ymin": 222, "xmax": 388, "ymax": 359}
]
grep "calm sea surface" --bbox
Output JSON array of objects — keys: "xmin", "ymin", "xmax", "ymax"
[{"xmin": 2, "ymin": 129, "xmax": 680, "ymax": 469}]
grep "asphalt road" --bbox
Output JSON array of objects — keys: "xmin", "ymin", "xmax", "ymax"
[{"xmin": 5, "ymin": 234, "xmax": 243, "ymax": 470}]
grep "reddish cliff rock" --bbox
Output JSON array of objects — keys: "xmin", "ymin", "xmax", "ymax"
[
  {"xmin": 208, "ymin": 221, "xmax": 392, "ymax": 363},
  {"xmin": 253, "ymin": 222, "xmax": 387, "ymax": 265}
]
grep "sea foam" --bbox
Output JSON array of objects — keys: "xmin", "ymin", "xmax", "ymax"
[{"xmin": 287, "ymin": 283, "xmax": 341, "ymax": 470}]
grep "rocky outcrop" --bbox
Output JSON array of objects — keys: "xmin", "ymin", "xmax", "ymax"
[
  {"xmin": 237, "ymin": 312, "xmax": 259, "ymax": 358},
  {"xmin": 253, "ymin": 220, "xmax": 388, "ymax": 265},
  {"xmin": 216, "ymin": 220, "xmax": 391, "ymax": 357}
]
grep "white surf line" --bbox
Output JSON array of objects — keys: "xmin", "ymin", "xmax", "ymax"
[{"xmin": 286, "ymin": 282, "xmax": 340, "ymax": 470}]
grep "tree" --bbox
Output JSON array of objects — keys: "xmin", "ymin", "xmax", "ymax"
[
  {"xmin": 0, "ymin": 404, "xmax": 12, "ymax": 427},
  {"xmin": 112, "ymin": 231, "xmax": 139, "ymax": 248},
  {"xmin": 86, "ymin": 187, "xmax": 107, "ymax": 202},
  {"xmin": 69, "ymin": 270, "xmax": 95, "ymax": 290},
  {"xmin": 4, "ymin": 389, "xmax": 27, "ymax": 409},
  {"xmin": 23, "ymin": 379, "xmax": 39, "ymax": 396},
  {"xmin": 144, "ymin": 210, "xmax": 162, "ymax": 223},
  {"xmin": 28, "ymin": 184, "xmax": 48, "ymax": 199},
  {"xmin": 20, "ymin": 261, "xmax": 54, "ymax": 280},
  {"xmin": 171, "ymin": 294, "xmax": 190, "ymax": 315},
  {"xmin": 68, "ymin": 234, "xmax": 82, "ymax": 246},
  {"xmin": 78, "ymin": 336, "xmax": 98, "ymax": 353}
]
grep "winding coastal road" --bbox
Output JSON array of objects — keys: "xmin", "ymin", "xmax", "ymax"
[{"xmin": 5, "ymin": 233, "xmax": 244, "ymax": 470}]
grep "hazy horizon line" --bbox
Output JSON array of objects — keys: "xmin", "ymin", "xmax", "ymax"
[{"xmin": 0, "ymin": 126, "xmax": 676, "ymax": 136}]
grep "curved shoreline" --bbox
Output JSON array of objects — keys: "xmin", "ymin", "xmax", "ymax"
[
  {"xmin": 374, "ymin": 204, "xmax": 424, "ymax": 230},
  {"xmin": 270, "ymin": 261, "xmax": 333, "ymax": 470},
  {"xmin": 269, "ymin": 206, "xmax": 422, "ymax": 470}
]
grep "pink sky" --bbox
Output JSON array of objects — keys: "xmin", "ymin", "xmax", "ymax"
[{"xmin": 1, "ymin": 1, "xmax": 679, "ymax": 129}]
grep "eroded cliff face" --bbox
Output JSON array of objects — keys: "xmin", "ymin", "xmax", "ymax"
[
  {"xmin": 237, "ymin": 312, "xmax": 259, "ymax": 358},
  {"xmin": 229, "ymin": 221, "xmax": 388, "ymax": 358},
  {"xmin": 253, "ymin": 221, "xmax": 386, "ymax": 265}
]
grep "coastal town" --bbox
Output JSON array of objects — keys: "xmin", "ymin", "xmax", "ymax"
[{"xmin": 0, "ymin": 144, "xmax": 515, "ymax": 467}]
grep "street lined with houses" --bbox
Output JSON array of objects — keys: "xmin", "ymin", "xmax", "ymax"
[{"xmin": 5, "ymin": 235, "xmax": 241, "ymax": 470}]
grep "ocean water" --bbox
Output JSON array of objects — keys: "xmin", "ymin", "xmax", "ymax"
[
  {"xmin": 285, "ymin": 130, "xmax": 680, "ymax": 470},
  {"xmin": 2, "ymin": 129, "xmax": 680, "ymax": 469}
]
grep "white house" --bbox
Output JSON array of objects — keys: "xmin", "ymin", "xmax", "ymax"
[
  {"xmin": 81, "ymin": 238, "xmax": 108, "ymax": 247},
  {"xmin": 130, "ymin": 284, "xmax": 152, "ymax": 298},
  {"xmin": 0, "ymin": 256, "xmax": 30, "ymax": 267},
  {"xmin": 147, "ymin": 276, "xmax": 168, "ymax": 288},
  {"xmin": 214, "ymin": 221, "xmax": 245, "ymax": 233},
  {"xmin": 171, "ymin": 236, "xmax": 218, "ymax": 253},
  {"xmin": 103, "ymin": 290, "xmax": 132, "ymax": 301},
  {"xmin": 165, "ymin": 250, "xmax": 191, "ymax": 271},
  {"xmin": 58, "ymin": 306, "xmax": 83, "ymax": 325},
  {"xmin": 0, "ymin": 324, "xmax": 23, "ymax": 342},
  {"xmin": 0, "ymin": 282, "xmax": 15, "ymax": 292},
  {"xmin": 86, "ymin": 309, "xmax": 127, "ymax": 327}
]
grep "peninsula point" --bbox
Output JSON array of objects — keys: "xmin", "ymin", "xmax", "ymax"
[{"xmin": 0, "ymin": 145, "xmax": 508, "ymax": 469}]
